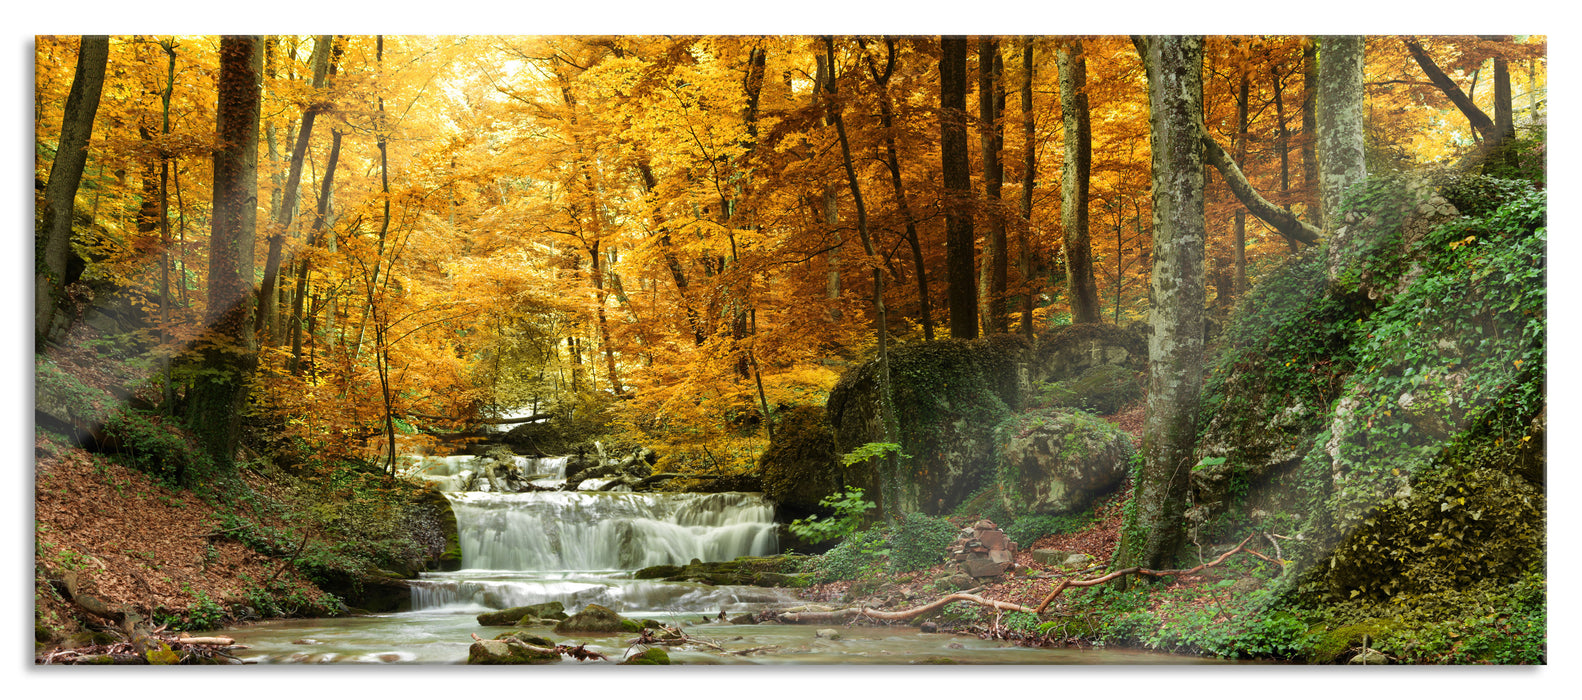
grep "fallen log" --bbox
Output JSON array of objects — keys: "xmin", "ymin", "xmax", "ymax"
[
  {"xmin": 58, "ymin": 570, "xmax": 156, "ymax": 653},
  {"xmin": 776, "ymin": 592, "xmax": 1035, "ymax": 625}
]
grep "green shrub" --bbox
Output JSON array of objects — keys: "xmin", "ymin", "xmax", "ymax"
[
  {"xmin": 803, "ymin": 528, "xmax": 890, "ymax": 583},
  {"xmin": 788, "ymin": 486, "xmax": 876, "ymax": 546},
  {"xmin": 102, "ymin": 409, "xmax": 216, "ymax": 487},
  {"xmin": 888, "ymin": 512, "xmax": 957, "ymax": 572}
]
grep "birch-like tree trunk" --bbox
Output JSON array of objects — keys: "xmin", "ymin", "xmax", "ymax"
[
  {"xmin": 1118, "ymin": 34, "xmax": 1205, "ymax": 571},
  {"xmin": 1316, "ymin": 36, "xmax": 1367, "ymax": 229}
]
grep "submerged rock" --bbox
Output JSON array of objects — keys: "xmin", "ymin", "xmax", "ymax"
[
  {"xmin": 554, "ymin": 604, "xmax": 629, "ymax": 634},
  {"xmin": 621, "ymin": 647, "xmax": 672, "ymax": 665},
  {"xmin": 467, "ymin": 638, "xmax": 560, "ymax": 665}
]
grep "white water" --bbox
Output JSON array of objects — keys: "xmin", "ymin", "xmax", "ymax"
[{"xmin": 398, "ymin": 452, "xmax": 780, "ymax": 614}]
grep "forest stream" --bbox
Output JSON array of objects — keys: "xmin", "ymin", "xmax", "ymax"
[{"xmin": 223, "ymin": 455, "xmax": 1215, "ymax": 665}]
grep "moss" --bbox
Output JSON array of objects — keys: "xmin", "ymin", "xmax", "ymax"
[
  {"xmin": 1307, "ymin": 619, "xmax": 1402, "ymax": 664},
  {"xmin": 757, "ymin": 405, "xmax": 842, "ymax": 516},
  {"xmin": 621, "ymin": 647, "xmax": 672, "ymax": 665}
]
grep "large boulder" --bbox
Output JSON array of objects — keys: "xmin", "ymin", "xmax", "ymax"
[
  {"xmin": 1030, "ymin": 323, "xmax": 1147, "ymax": 386},
  {"xmin": 994, "ymin": 410, "xmax": 1133, "ymax": 517},
  {"xmin": 478, "ymin": 602, "xmax": 569, "ymax": 627},
  {"xmin": 757, "ymin": 405, "xmax": 843, "ymax": 518},
  {"xmin": 827, "ymin": 336, "xmax": 1026, "ymax": 516},
  {"xmin": 553, "ymin": 604, "xmax": 629, "ymax": 635},
  {"xmin": 410, "ymin": 489, "xmax": 462, "ymax": 571},
  {"xmin": 1035, "ymin": 363, "xmax": 1143, "ymax": 415}
]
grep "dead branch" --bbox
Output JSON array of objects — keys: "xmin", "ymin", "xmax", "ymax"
[
  {"xmin": 777, "ymin": 592, "xmax": 1036, "ymax": 625},
  {"xmin": 1034, "ymin": 534, "xmax": 1262, "ymax": 613},
  {"xmin": 263, "ymin": 529, "xmax": 310, "ymax": 588}
]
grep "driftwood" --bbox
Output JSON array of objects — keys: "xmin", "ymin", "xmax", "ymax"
[
  {"xmin": 777, "ymin": 593, "xmax": 1036, "ymax": 625},
  {"xmin": 57, "ymin": 570, "xmax": 156, "ymax": 653},
  {"xmin": 1034, "ymin": 534, "xmax": 1277, "ymax": 613},
  {"xmin": 177, "ymin": 636, "xmax": 236, "ymax": 646}
]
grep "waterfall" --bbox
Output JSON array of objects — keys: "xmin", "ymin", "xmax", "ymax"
[{"xmin": 448, "ymin": 490, "xmax": 778, "ymax": 571}]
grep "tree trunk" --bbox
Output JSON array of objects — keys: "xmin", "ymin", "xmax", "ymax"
[
  {"xmin": 1300, "ymin": 39, "xmax": 1321, "ymax": 224},
  {"xmin": 1232, "ymin": 56, "xmax": 1250, "ymax": 298},
  {"xmin": 827, "ymin": 36, "xmax": 900, "ymax": 519},
  {"xmin": 1316, "ymin": 36, "xmax": 1368, "ymax": 228},
  {"xmin": 978, "ymin": 37, "xmax": 1008, "ymax": 335},
  {"xmin": 289, "ymin": 127, "xmax": 342, "ymax": 376},
  {"xmin": 1118, "ymin": 35, "xmax": 1205, "ymax": 571},
  {"xmin": 1271, "ymin": 57, "xmax": 1297, "ymax": 253},
  {"xmin": 1201, "ymin": 135, "xmax": 1321, "ymax": 246},
  {"xmin": 941, "ymin": 36, "xmax": 977, "ymax": 339},
  {"xmin": 257, "ymin": 35, "xmax": 335, "ymax": 341},
  {"xmin": 864, "ymin": 37, "xmax": 934, "ymax": 341},
  {"xmin": 1402, "ymin": 37, "xmax": 1497, "ymax": 144},
  {"xmin": 186, "ymin": 35, "xmax": 262, "ymax": 473},
  {"xmin": 1058, "ymin": 40, "xmax": 1102, "ymax": 325},
  {"xmin": 1019, "ymin": 38, "xmax": 1037, "ymax": 339},
  {"xmin": 35, "ymin": 35, "xmax": 109, "ymax": 346}
]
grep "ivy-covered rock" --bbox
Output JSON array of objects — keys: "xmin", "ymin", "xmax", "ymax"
[
  {"xmin": 757, "ymin": 406, "xmax": 843, "ymax": 518},
  {"xmin": 1035, "ymin": 364, "xmax": 1143, "ymax": 415},
  {"xmin": 827, "ymin": 337, "xmax": 1022, "ymax": 516},
  {"xmin": 995, "ymin": 410, "xmax": 1133, "ymax": 517}
]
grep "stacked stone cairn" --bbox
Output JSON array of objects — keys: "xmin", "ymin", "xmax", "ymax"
[{"xmin": 949, "ymin": 519, "xmax": 1017, "ymax": 578}]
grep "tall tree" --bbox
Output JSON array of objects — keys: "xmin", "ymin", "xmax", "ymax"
[
  {"xmin": 1058, "ymin": 39, "xmax": 1102, "ymax": 324},
  {"xmin": 1300, "ymin": 39, "xmax": 1322, "ymax": 224},
  {"xmin": 186, "ymin": 35, "xmax": 262, "ymax": 472},
  {"xmin": 257, "ymin": 35, "xmax": 336, "ymax": 340},
  {"xmin": 978, "ymin": 37, "xmax": 1009, "ymax": 334},
  {"xmin": 1117, "ymin": 34, "xmax": 1206, "ymax": 571},
  {"xmin": 1017, "ymin": 38, "xmax": 1037, "ymax": 338},
  {"xmin": 35, "ymin": 35, "xmax": 109, "ymax": 346},
  {"xmin": 941, "ymin": 36, "xmax": 977, "ymax": 339},
  {"xmin": 1316, "ymin": 35, "xmax": 1367, "ymax": 227},
  {"xmin": 862, "ymin": 37, "xmax": 934, "ymax": 341}
]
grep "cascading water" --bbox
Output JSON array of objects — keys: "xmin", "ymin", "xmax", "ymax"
[{"xmin": 402, "ymin": 452, "xmax": 788, "ymax": 615}]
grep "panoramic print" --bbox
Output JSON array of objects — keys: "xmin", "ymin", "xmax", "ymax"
[{"xmin": 33, "ymin": 34, "xmax": 1546, "ymax": 665}]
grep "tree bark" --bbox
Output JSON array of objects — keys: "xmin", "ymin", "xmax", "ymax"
[
  {"xmin": 35, "ymin": 35, "xmax": 109, "ymax": 346},
  {"xmin": 1118, "ymin": 34, "xmax": 1205, "ymax": 571},
  {"xmin": 1231, "ymin": 55, "xmax": 1250, "ymax": 298},
  {"xmin": 1058, "ymin": 40, "xmax": 1102, "ymax": 324},
  {"xmin": 1201, "ymin": 133, "xmax": 1321, "ymax": 246},
  {"xmin": 289, "ymin": 127, "xmax": 342, "ymax": 376},
  {"xmin": 978, "ymin": 37, "xmax": 1009, "ymax": 334},
  {"xmin": 1019, "ymin": 38, "xmax": 1037, "ymax": 339},
  {"xmin": 1300, "ymin": 39, "xmax": 1322, "ymax": 224},
  {"xmin": 186, "ymin": 35, "xmax": 262, "ymax": 472},
  {"xmin": 1316, "ymin": 36, "xmax": 1368, "ymax": 228},
  {"xmin": 1402, "ymin": 37, "xmax": 1497, "ymax": 143},
  {"xmin": 941, "ymin": 36, "xmax": 977, "ymax": 339}
]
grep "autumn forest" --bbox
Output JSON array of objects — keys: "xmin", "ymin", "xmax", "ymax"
[{"xmin": 34, "ymin": 34, "xmax": 1547, "ymax": 666}]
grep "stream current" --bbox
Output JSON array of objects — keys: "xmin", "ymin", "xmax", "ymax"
[{"xmin": 226, "ymin": 455, "xmax": 1213, "ymax": 665}]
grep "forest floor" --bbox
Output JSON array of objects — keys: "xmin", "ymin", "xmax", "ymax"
[
  {"xmin": 33, "ymin": 344, "xmax": 331, "ymax": 653},
  {"xmin": 793, "ymin": 399, "xmax": 1252, "ymax": 649}
]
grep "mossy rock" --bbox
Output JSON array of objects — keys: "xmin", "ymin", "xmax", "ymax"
[
  {"xmin": 1307, "ymin": 619, "xmax": 1402, "ymax": 664},
  {"xmin": 467, "ymin": 638, "xmax": 561, "ymax": 665},
  {"xmin": 1035, "ymin": 364, "xmax": 1143, "ymax": 415},
  {"xmin": 994, "ymin": 409, "xmax": 1133, "ymax": 517},
  {"xmin": 827, "ymin": 337, "xmax": 1022, "ymax": 516},
  {"xmin": 493, "ymin": 631, "xmax": 556, "ymax": 647},
  {"xmin": 554, "ymin": 604, "xmax": 629, "ymax": 634},
  {"xmin": 757, "ymin": 405, "xmax": 843, "ymax": 518},
  {"xmin": 1030, "ymin": 323, "xmax": 1147, "ymax": 386},
  {"xmin": 478, "ymin": 602, "xmax": 568, "ymax": 627},
  {"xmin": 621, "ymin": 647, "xmax": 672, "ymax": 665}
]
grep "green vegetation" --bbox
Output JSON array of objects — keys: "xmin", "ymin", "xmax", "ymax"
[{"xmin": 788, "ymin": 486, "xmax": 876, "ymax": 546}]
